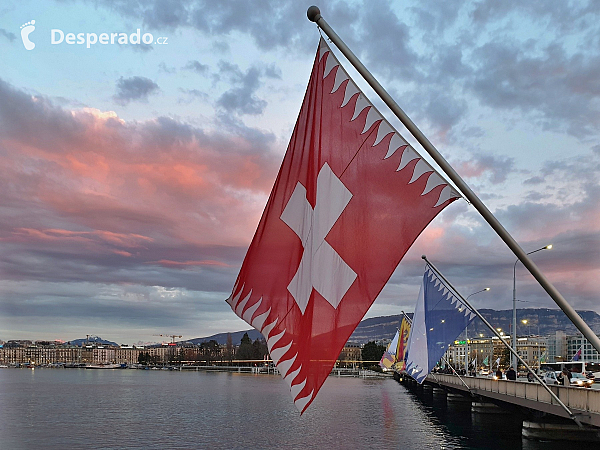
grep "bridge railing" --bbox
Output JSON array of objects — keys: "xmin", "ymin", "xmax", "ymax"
[{"xmin": 428, "ymin": 373, "xmax": 600, "ymax": 415}]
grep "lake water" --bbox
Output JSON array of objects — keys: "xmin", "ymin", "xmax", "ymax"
[{"xmin": 0, "ymin": 368, "xmax": 567, "ymax": 449}]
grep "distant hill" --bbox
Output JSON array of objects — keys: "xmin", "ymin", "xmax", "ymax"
[
  {"xmin": 189, "ymin": 308, "xmax": 600, "ymax": 346},
  {"xmin": 348, "ymin": 308, "xmax": 600, "ymax": 343},
  {"xmin": 69, "ymin": 336, "xmax": 118, "ymax": 347},
  {"xmin": 187, "ymin": 329, "xmax": 263, "ymax": 346},
  {"xmin": 348, "ymin": 314, "xmax": 410, "ymax": 343}
]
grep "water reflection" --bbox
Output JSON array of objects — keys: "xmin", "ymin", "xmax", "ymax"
[
  {"xmin": 402, "ymin": 379, "xmax": 572, "ymax": 449},
  {"xmin": 0, "ymin": 369, "xmax": 579, "ymax": 449}
]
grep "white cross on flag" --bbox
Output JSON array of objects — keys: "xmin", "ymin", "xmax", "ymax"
[{"xmin": 227, "ymin": 38, "xmax": 460, "ymax": 413}]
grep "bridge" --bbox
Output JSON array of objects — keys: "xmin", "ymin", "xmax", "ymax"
[{"xmin": 398, "ymin": 373, "xmax": 600, "ymax": 441}]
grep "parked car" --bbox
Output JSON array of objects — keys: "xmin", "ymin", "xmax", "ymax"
[{"xmin": 543, "ymin": 371, "xmax": 562, "ymax": 385}]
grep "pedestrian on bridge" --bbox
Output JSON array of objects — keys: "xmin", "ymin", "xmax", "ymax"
[
  {"xmin": 558, "ymin": 368, "xmax": 571, "ymax": 386},
  {"xmin": 506, "ymin": 367, "xmax": 517, "ymax": 380}
]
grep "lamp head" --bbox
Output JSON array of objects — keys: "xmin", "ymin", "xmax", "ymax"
[{"xmin": 545, "ymin": 244, "xmax": 553, "ymax": 250}]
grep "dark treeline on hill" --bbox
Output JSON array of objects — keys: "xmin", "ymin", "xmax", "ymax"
[
  {"xmin": 188, "ymin": 329, "xmax": 263, "ymax": 346},
  {"xmin": 235, "ymin": 333, "xmax": 268, "ymax": 360},
  {"xmin": 191, "ymin": 308, "xmax": 600, "ymax": 346}
]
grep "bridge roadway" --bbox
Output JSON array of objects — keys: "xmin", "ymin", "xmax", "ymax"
[{"xmin": 418, "ymin": 373, "xmax": 600, "ymax": 428}]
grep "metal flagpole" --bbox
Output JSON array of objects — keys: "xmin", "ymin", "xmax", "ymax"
[
  {"xmin": 422, "ymin": 255, "xmax": 582, "ymax": 427},
  {"xmin": 306, "ymin": 6, "xmax": 600, "ymax": 355}
]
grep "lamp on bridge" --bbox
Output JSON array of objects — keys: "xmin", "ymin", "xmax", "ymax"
[{"xmin": 512, "ymin": 244, "xmax": 552, "ymax": 369}]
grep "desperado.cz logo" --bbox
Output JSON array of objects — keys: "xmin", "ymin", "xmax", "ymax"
[
  {"xmin": 20, "ymin": 20, "xmax": 36, "ymax": 50},
  {"xmin": 20, "ymin": 20, "xmax": 168, "ymax": 50}
]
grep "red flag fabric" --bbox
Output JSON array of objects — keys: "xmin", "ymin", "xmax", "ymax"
[{"xmin": 227, "ymin": 38, "xmax": 460, "ymax": 413}]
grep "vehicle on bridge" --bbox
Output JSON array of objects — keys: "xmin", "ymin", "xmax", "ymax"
[
  {"xmin": 570, "ymin": 372, "xmax": 594, "ymax": 388},
  {"xmin": 541, "ymin": 361, "xmax": 600, "ymax": 375},
  {"xmin": 542, "ymin": 370, "xmax": 593, "ymax": 387}
]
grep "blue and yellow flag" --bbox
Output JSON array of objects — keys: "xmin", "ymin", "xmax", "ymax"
[
  {"xmin": 379, "ymin": 330, "xmax": 400, "ymax": 369},
  {"xmin": 393, "ymin": 316, "xmax": 411, "ymax": 372}
]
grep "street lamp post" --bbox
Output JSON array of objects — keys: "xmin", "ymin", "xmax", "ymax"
[
  {"xmin": 512, "ymin": 245, "xmax": 552, "ymax": 369},
  {"xmin": 465, "ymin": 288, "xmax": 490, "ymax": 374}
]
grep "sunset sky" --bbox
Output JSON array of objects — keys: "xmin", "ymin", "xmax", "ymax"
[{"xmin": 1, "ymin": 0, "xmax": 599, "ymax": 345}]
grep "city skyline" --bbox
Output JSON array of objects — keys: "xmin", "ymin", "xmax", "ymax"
[{"xmin": 1, "ymin": 1, "xmax": 599, "ymax": 344}]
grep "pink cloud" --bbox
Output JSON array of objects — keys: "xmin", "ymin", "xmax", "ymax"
[{"xmin": 0, "ymin": 83, "xmax": 280, "ymax": 267}]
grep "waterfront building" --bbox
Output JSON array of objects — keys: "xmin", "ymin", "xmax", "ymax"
[
  {"xmin": 115, "ymin": 346, "xmax": 142, "ymax": 364},
  {"xmin": 445, "ymin": 335, "xmax": 546, "ymax": 370},
  {"xmin": 566, "ymin": 334, "xmax": 600, "ymax": 362},
  {"xmin": 546, "ymin": 331, "xmax": 567, "ymax": 362},
  {"xmin": 338, "ymin": 342, "xmax": 361, "ymax": 367}
]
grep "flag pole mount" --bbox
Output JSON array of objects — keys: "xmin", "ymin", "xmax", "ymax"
[
  {"xmin": 307, "ymin": 5, "xmax": 321, "ymax": 22},
  {"xmin": 307, "ymin": 5, "xmax": 600, "ymax": 355}
]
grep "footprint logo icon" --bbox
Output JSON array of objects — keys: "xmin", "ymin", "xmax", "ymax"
[{"xmin": 20, "ymin": 20, "xmax": 36, "ymax": 50}]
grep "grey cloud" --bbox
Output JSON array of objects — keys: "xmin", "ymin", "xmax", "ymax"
[
  {"xmin": 523, "ymin": 191, "xmax": 549, "ymax": 201},
  {"xmin": 212, "ymin": 40, "xmax": 230, "ymax": 53},
  {"xmin": 214, "ymin": 111, "xmax": 276, "ymax": 147},
  {"xmin": 59, "ymin": 0, "xmax": 600, "ymax": 140},
  {"xmin": 0, "ymin": 28, "xmax": 16, "ymax": 42},
  {"xmin": 158, "ymin": 62, "xmax": 176, "ymax": 74},
  {"xmin": 477, "ymin": 154, "xmax": 514, "ymax": 184},
  {"xmin": 352, "ymin": 0, "xmax": 421, "ymax": 82},
  {"xmin": 183, "ymin": 60, "xmax": 209, "ymax": 75},
  {"xmin": 178, "ymin": 88, "xmax": 209, "ymax": 104},
  {"xmin": 70, "ymin": 0, "xmax": 313, "ymax": 52},
  {"xmin": 0, "ymin": 281, "xmax": 233, "ymax": 337},
  {"xmin": 539, "ymin": 155, "xmax": 600, "ymax": 182},
  {"xmin": 455, "ymin": 153, "xmax": 515, "ymax": 184},
  {"xmin": 264, "ymin": 64, "xmax": 282, "ymax": 80},
  {"xmin": 524, "ymin": 176, "xmax": 545, "ymax": 185},
  {"xmin": 129, "ymin": 43, "xmax": 153, "ymax": 53},
  {"xmin": 0, "ymin": 78, "xmax": 85, "ymax": 151},
  {"xmin": 139, "ymin": 0, "xmax": 189, "ymax": 30},
  {"xmin": 408, "ymin": 1, "xmax": 463, "ymax": 37},
  {"xmin": 215, "ymin": 62, "xmax": 267, "ymax": 115},
  {"xmin": 114, "ymin": 76, "xmax": 159, "ymax": 105},
  {"xmin": 468, "ymin": 41, "xmax": 600, "ymax": 137},
  {"xmin": 470, "ymin": 0, "xmax": 599, "ymax": 34},
  {"xmin": 421, "ymin": 91, "xmax": 468, "ymax": 133}
]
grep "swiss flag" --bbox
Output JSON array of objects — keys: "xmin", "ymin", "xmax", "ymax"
[{"xmin": 227, "ymin": 39, "xmax": 460, "ymax": 413}]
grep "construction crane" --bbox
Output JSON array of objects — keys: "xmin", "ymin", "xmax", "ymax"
[{"xmin": 153, "ymin": 334, "xmax": 182, "ymax": 345}]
